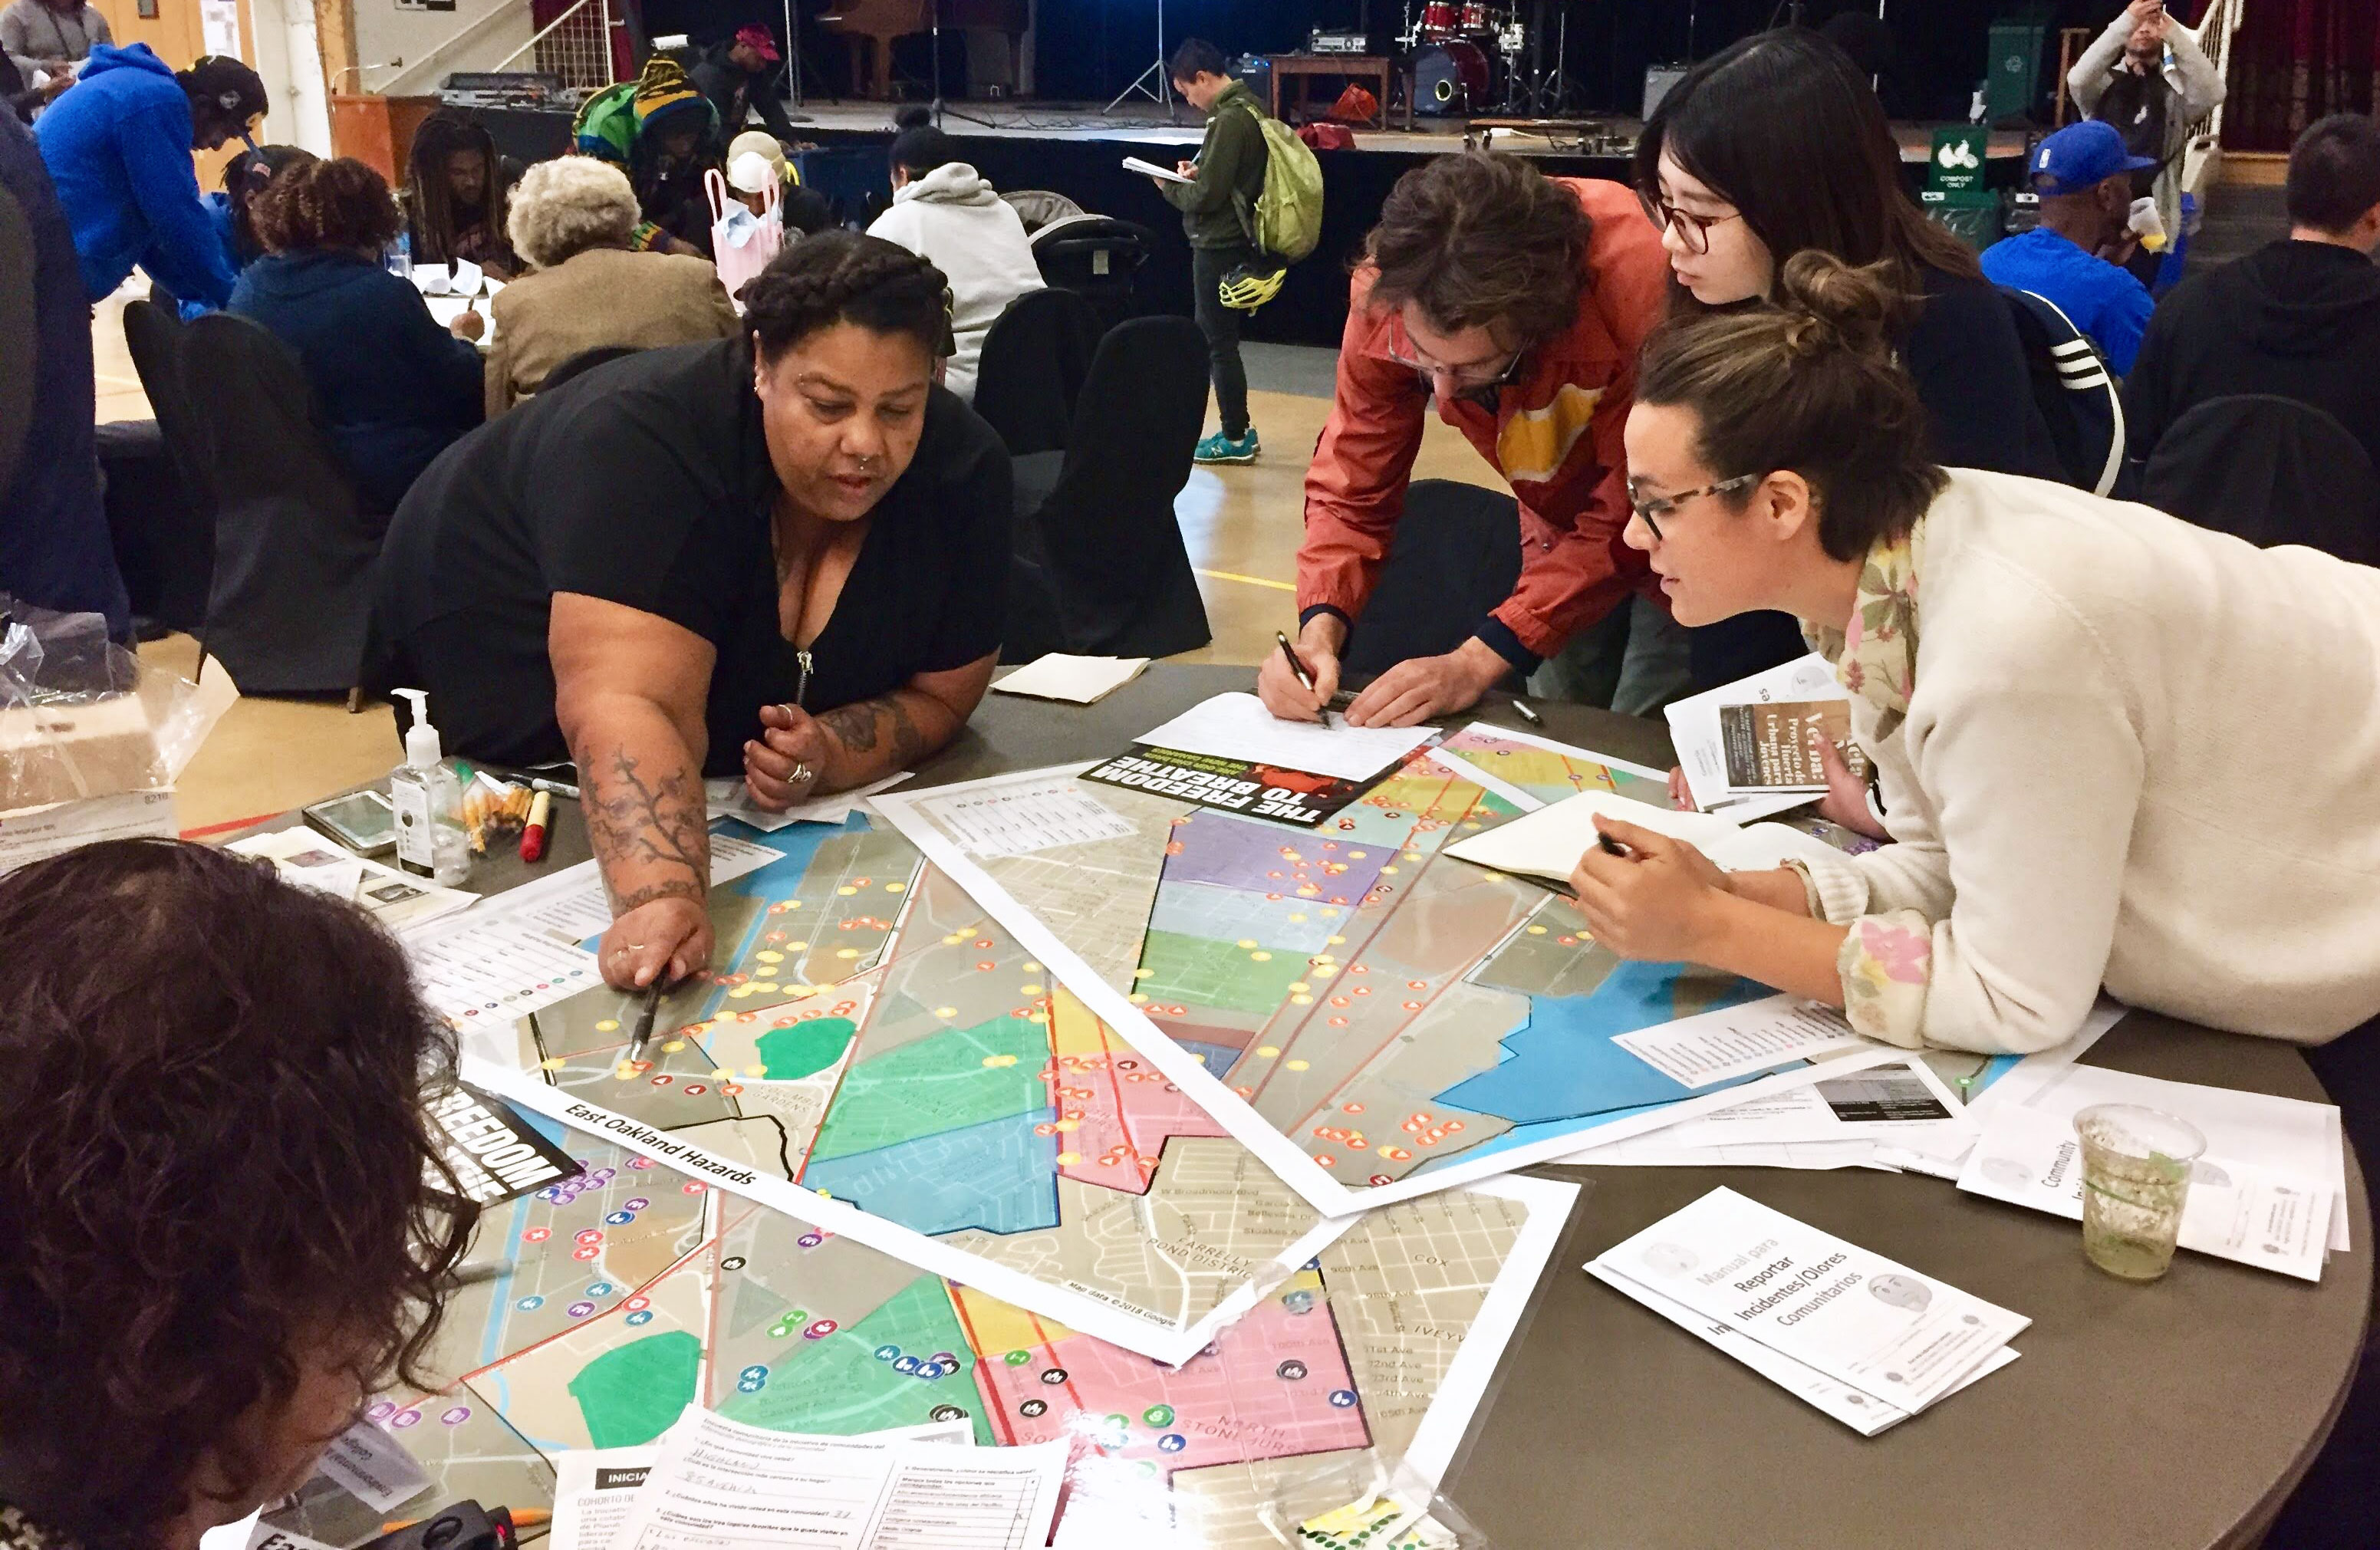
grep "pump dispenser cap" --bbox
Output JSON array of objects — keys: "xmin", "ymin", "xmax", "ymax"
[{"xmin": 393, "ymin": 688, "xmax": 442, "ymax": 768}]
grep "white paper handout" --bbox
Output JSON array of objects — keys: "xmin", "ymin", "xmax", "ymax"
[
  {"xmin": 1587, "ymin": 1261, "xmax": 2020, "ymax": 1434},
  {"xmin": 991, "ymin": 654, "xmax": 1152, "ymax": 703},
  {"xmin": 552, "ymin": 1445, "xmax": 661, "ymax": 1550},
  {"xmin": 1443, "ymin": 788, "xmax": 1847, "ymax": 883},
  {"xmin": 1611, "ymin": 997, "xmax": 1872, "ymax": 1088},
  {"xmin": 230, "ymin": 825, "xmax": 479, "ymax": 930},
  {"xmin": 706, "ymin": 772, "xmax": 913, "ymax": 832},
  {"xmin": 1121, "ymin": 154, "xmax": 1193, "ymax": 183},
  {"xmin": 311, "ymin": 1418, "xmax": 432, "ymax": 1514},
  {"xmin": 611, "ymin": 1408, "xmax": 1063, "ymax": 1550},
  {"xmin": 913, "ymin": 774, "xmax": 1136, "ymax": 858},
  {"xmin": 1134, "ymin": 692, "xmax": 1437, "ymax": 782},
  {"xmin": 1666, "ymin": 653, "xmax": 1845, "ymax": 819},
  {"xmin": 1957, "ymin": 1061, "xmax": 2343, "ymax": 1279},
  {"xmin": 1595, "ymin": 1186, "xmax": 2029, "ymax": 1413}
]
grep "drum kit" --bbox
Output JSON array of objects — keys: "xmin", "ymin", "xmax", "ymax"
[{"xmin": 1400, "ymin": 0, "xmax": 1572, "ymax": 117}]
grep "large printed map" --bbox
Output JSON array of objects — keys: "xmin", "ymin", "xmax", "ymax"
[
  {"xmin": 878, "ymin": 726, "xmax": 1879, "ymax": 1215},
  {"xmin": 264, "ymin": 1114, "xmax": 1572, "ymax": 1549},
  {"xmin": 461, "ymin": 816, "xmax": 1351, "ymax": 1361}
]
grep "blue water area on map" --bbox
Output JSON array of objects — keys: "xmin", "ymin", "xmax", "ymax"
[
  {"xmin": 1150, "ymin": 880, "xmax": 1341, "ymax": 953},
  {"xmin": 1171, "ymin": 1037, "xmax": 1245, "ymax": 1075},
  {"xmin": 802, "ymin": 1111, "xmax": 1061, "ymax": 1236},
  {"xmin": 1434, "ymin": 961, "xmax": 1774, "ymax": 1124}
]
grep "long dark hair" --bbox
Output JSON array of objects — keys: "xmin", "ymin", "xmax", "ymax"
[
  {"xmin": 406, "ymin": 112, "xmax": 509, "ymax": 264},
  {"xmin": 0, "ymin": 841, "xmax": 476, "ymax": 1547},
  {"xmin": 1632, "ymin": 28, "xmax": 1980, "ymax": 316}
]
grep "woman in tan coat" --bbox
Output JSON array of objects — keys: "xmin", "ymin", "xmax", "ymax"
[{"xmin": 485, "ymin": 156, "xmax": 739, "ymax": 416}]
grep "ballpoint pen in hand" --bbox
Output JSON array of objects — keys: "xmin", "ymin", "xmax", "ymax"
[
  {"xmin": 1275, "ymin": 630, "xmax": 1317, "ymax": 694},
  {"xmin": 625, "ymin": 983, "xmax": 663, "ymax": 1068}
]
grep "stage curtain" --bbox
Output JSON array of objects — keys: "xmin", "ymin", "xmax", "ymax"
[{"xmin": 2224, "ymin": 0, "xmax": 2379, "ymax": 151}]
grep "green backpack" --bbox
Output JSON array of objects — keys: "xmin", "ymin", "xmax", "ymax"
[{"xmin": 1229, "ymin": 100, "xmax": 1324, "ymax": 263}]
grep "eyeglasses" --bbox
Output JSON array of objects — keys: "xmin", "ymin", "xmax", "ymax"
[
  {"xmin": 1641, "ymin": 194, "xmax": 1745, "ymax": 257},
  {"xmin": 1627, "ymin": 472, "xmax": 1762, "ymax": 541},
  {"xmin": 1385, "ymin": 331, "xmax": 1525, "ymax": 392}
]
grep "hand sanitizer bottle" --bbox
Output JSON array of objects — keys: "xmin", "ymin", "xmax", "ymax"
[{"xmin": 389, "ymin": 689, "xmax": 469, "ymax": 886}]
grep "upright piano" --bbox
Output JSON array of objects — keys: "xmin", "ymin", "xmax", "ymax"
[{"xmin": 818, "ymin": 0, "xmax": 1028, "ymax": 100}]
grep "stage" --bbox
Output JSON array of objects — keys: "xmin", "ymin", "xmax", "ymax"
[{"xmin": 770, "ymin": 97, "xmax": 2033, "ymax": 347}]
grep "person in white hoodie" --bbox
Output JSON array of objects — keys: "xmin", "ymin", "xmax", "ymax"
[{"xmin": 866, "ymin": 109, "xmax": 1042, "ymax": 400}]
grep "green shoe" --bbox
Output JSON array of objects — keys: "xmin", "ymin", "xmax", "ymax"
[{"xmin": 1193, "ymin": 428, "xmax": 1259, "ymax": 465}]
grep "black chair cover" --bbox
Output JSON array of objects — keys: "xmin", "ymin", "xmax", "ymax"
[
  {"xmin": 1028, "ymin": 215, "xmax": 1154, "ymax": 335},
  {"xmin": 972, "ymin": 288, "xmax": 1100, "ymax": 459},
  {"xmin": 1006, "ymin": 316, "xmax": 1210, "ymax": 663},
  {"xmin": 1338, "ymin": 480, "xmax": 1523, "ymax": 678},
  {"xmin": 2142, "ymin": 394, "xmax": 2380, "ymax": 566},
  {"xmin": 183, "ymin": 313, "xmax": 387, "ymax": 696}
]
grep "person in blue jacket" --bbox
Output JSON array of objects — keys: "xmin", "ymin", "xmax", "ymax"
[
  {"xmin": 0, "ymin": 107, "xmax": 129, "ymax": 637},
  {"xmin": 33, "ymin": 44, "xmax": 262, "ymax": 311},
  {"xmin": 229, "ymin": 155, "xmax": 482, "ymax": 514}
]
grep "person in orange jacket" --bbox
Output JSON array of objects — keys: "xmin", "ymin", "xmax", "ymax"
[{"xmin": 1257, "ymin": 151, "xmax": 1675, "ymax": 727}]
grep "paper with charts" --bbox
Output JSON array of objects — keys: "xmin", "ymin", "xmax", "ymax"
[
  {"xmin": 258, "ymin": 1106, "xmax": 1575, "ymax": 1550},
  {"xmin": 874, "ymin": 725, "xmax": 1895, "ymax": 1216},
  {"xmin": 456, "ymin": 814, "xmax": 1365, "ymax": 1364}
]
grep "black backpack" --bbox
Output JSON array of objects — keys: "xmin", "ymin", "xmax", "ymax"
[{"xmin": 1998, "ymin": 287, "xmax": 2126, "ymax": 497}]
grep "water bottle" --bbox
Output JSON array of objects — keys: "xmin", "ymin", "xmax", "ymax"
[{"xmin": 385, "ymin": 228, "xmax": 412, "ymax": 280}]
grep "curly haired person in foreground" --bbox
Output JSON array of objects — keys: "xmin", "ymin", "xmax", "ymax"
[
  {"xmin": 368, "ymin": 230, "xmax": 1009, "ymax": 994},
  {"xmin": 0, "ymin": 839, "xmax": 476, "ymax": 1550}
]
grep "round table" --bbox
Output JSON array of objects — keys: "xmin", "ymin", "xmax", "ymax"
[{"xmin": 430, "ymin": 661, "xmax": 2374, "ymax": 1550}]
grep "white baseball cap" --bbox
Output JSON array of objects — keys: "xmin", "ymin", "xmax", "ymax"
[{"xmin": 727, "ymin": 150, "xmax": 777, "ymax": 195}]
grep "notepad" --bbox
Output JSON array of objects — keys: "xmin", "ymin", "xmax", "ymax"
[
  {"xmin": 1134, "ymin": 692, "xmax": 1436, "ymax": 782},
  {"xmin": 1123, "ymin": 154, "xmax": 1193, "ymax": 183},
  {"xmin": 1442, "ymin": 789, "xmax": 1846, "ymax": 884},
  {"xmin": 991, "ymin": 653, "xmax": 1151, "ymax": 703}
]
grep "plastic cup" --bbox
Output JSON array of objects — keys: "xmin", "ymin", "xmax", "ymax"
[{"xmin": 2074, "ymin": 1103, "xmax": 2206, "ymax": 1282}]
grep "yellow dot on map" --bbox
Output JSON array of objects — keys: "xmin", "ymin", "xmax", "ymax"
[
  {"xmin": 542, "ymin": 1057, "xmax": 567, "ymax": 1071},
  {"xmin": 1236, "ymin": 938, "xmax": 1258, "ymax": 949},
  {"xmin": 838, "ymin": 886, "xmax": 858, "ymax": 896},
  {"xmin": 1382, "ymin": 866, "xmax": 1400, "ymax": 876},
  {"xmin": 1250, "ymin": 951, "xmax": 1272, "ymax": 963},
  {"xmin": 1020, "ymin": 983, "xmax": 1043, "ymax": 995},
  {"xmin": 1287, "ymin": 982, "xmax": 1310, "ymax": 994},
  {"xmin": 935, "ymin": 1005, "xmax": 957, "ymax": 1018},
  {"xmin": 612, "ymin": 1066, "xmax": 634, "ymax": 1080},
  {"xmin": 1128, "ymin": 992, "xmax": 1149, "ymax": 1004},
  {"xmin": 982, "ymin": 1055, "xmax": 1007, "ymax": 1068},
  {"xmin": 788, "ymin": 940, "xmax": 809, "ymax": 951},
  {"xmin": 662, "ymin": 1039, "xmax": 686, "ymax": 1053},
  {"xmin": 1320, "ymin": 908, "xmax": 1339, "ymax": 918},
  {"xmin": 1404, "ymin": 852, "xmax": 1422, "ymax": 862},
  {"xmin": 1285, "ymin": 1059, "xmax": 1310, "ymax": 1071},
  {"xmin": 752, "ymin": 982, "xmax": 779, "ymax": 993},
  {"xmin": 1328, "ymin": 935, "xmax": 1347, "ymax": 946},
  {"xmin": 1349, "ymin": 851, "xmax": 1368, "ymax": 859},
  {"xmin": 784, "ymin": 900, "xmax": 803, "ymax": 909},
  {"xmin": 746, "ymin": 1065, "xmax": 767, "ymax": 1077},
  {"xmin": 1023, "ymin": 961, "xmax": 1042, "ymax": 972},
  {"xmin": 1378, "ymin": 1144, "xmax": 1398, "ymax": 1157},
  {"xmin": 756, "ymin": 950, "xmax": 784, "ymax": 965},
  {"xmin": 1134, "ymin": 967, "xmax": 1154, "ymax": 979},
  {"xmin": 1256, "ymin": 1045, "xmax": 1280, "ymax": 1058},
  {"xmin": 1462, "ymin": 821, "xmax": 1482, "ymax": 830},
  {"xmin": 946, "ymin": 933, "xmax": 966, "ymax": 944},
  {"xmin": 1291, "ymin": 994, "xmax": 1313, "ymax": 1005},
  {"xmin": 1029, "ymin": 1009, "xmax": 1047, "ymax": 1022},
  {"xmin": 1054, "ymin": 1118, "xmax": 1079, "ymax": 1132},
  {"xmin": 729, "ymin": 985, "xmax": 755, "ymax": 999},
  {"xmin": 712, "ymin": 1068, "xmax": 733, "ymax": 1079},
  {"xmin": 1288, "ymin": 913, "xmax": 1307, "ymax": 923},
  {"xmin": 837, "ymin": 948, "xmax": 859, "ymax": 959},
  {"xmin": 1056, "ymin": 1151, "xmax": 1082, "ymax": 1166},
  {"xmin": 596, "ymin": 1019, "xmax": 621, "ymax": 1032},
  {"xmin": 1529, "ymin": 924, "xmax": 1549, "ymax": 934}
]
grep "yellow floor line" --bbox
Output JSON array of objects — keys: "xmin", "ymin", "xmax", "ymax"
[{"xmin": 1195, "ymin": 568, "xmax": 1296, "ymax": 591}]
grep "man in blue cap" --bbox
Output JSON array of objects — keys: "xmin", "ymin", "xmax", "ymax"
[{"xmin": 1982, "ymin": 120, "xmax": 2158, "ymax": 377}]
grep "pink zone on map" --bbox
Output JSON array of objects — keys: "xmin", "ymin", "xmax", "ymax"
[
  {"xmin": 972, "ymin": 1290, "xmax": 1368, "ymax": 1471},
  {"xmin": 1045, "ymin": 1025, "xmax": 1230, "ymax": 1195}
]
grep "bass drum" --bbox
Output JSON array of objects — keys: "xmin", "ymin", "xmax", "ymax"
[{"xmin": 1413, "ymin": 39, "xmax": 1491, "ymax": 115}]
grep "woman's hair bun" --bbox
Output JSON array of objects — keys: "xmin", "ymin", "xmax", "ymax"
[
  {"xmin": 894, "ymin": 105, "xmax": 934, "ymax": 130},
  {"xmin": 1773, "ymin": 249, "xmax": 1904, "ymax": 360}
]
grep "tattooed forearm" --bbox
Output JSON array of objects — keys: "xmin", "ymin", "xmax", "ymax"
[
  {"xmin": 580, "ymin": 746, "xmax": 709, "ymax": 910},
  {"xmin": 818, "ymin": 692, "xmax": 934, "ymax": 772},
  {"xmin": 818, "ymin": 699, "xmax": 880, "ymax": 752}
]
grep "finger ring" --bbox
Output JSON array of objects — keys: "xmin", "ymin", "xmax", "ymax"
[{"xmin": 789, "ymin": 762, "xmax": 812, "ymax": 783}]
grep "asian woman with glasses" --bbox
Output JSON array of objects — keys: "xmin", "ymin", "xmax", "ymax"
[{"xmin": 1634, "ymin": 28, "xmax": 2063, "ymax": 696}]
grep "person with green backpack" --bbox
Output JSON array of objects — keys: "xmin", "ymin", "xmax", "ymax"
[{"xmin": 1150, "ymin": 38, "xmax": 1321, "ymax": 466}]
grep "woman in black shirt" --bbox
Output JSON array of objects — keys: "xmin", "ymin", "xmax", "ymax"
[
  {"xmin": 1631, "ymin": 28, "xmax": 2062, "ymax": 690},
  {"xmin": 371, "ymin": 232, "xmax": 1008, "ymax": 992}
]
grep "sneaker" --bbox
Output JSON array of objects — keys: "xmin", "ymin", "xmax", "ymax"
[{"xmin": 1194, "ymin": 428, "xmax": 1260, "ymax": 465}]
